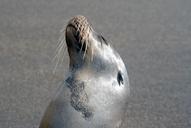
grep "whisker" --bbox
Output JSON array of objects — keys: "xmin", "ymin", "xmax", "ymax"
[
  {"xmin": 80, "ymin": 41, "xmax": 85, "ymax": 53},
  {"xmin": 60, "ymin": 45, "xmax": 67, "ymax": 65},
  {"xmin": 53, "ymin": 43, "xmax": 65, "ymax": 74},
  {"xmin": 83, "ymin": 41, "xmax": 88, "ymax": 59},
  {"xmin": 91, "ymin": 43, "xmax": 94, "ymax": 62},
  {"xmin": 52, "ymin": 31, "xmax": 66, "ymax": 74},
  {"xmin": 55, "ymin": 34, "xmax": 65, "ymax": 53},
  {"xmin": 52, "ymin": 40, "xmax": 64, "ymax": 62}
]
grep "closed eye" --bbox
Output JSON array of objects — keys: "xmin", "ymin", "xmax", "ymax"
[{"xmin": 117, "ymin": 71, "xmax": 123, "ymax": 85}]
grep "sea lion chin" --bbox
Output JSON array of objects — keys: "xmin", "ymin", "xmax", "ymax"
[{"xmin": 39, "ymin": 15, "xmax": 130, "ymax": 128}]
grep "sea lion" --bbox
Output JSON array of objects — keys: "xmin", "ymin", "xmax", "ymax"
[{"xmin": 39, "ymin": 15, "xmax": 130, "ymax": 128}]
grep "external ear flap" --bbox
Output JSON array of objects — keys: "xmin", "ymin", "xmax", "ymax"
[{"xmin": 97, "ymin": 34, "xmax": 108, "ymax": 45}]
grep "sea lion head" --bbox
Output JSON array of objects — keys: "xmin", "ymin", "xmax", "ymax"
[{"xmin": 65, "ymin": 15, "xmax": 129, "ymax": 90}]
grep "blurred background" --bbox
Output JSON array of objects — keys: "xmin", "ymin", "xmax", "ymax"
[{"xmin": 0, "ymin": 0, "xmax": 191, "ymax": 128}]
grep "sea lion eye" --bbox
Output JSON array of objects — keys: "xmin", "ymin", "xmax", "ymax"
[{"xmin": 117, "ymin": 71, "xmax": 123, "ymax": 85}]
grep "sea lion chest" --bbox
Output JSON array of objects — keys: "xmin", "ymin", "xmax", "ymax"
[{"xmin": 40, "ymin": 75, "xmax": 127, "ymax": 128}]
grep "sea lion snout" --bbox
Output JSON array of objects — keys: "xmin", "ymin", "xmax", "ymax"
[
  {"xmin": 65, "ymin": 15, "xmax": 101, "ymax": 68},
  {"xmin": 65, "ymin": 25, "xmax": 82, "ymax": 51},
  {"xmin": 65, "ymin": 15, "xmax": 92, "ymax": 51}
]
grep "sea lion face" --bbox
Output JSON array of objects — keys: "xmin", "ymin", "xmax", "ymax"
[{"xmin": 65, "ymin": 16, "xmax": 129, "ymax": 90}]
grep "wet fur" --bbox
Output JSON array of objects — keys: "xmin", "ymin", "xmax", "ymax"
[{"xmin": 66, "ymin": 77, "xmax": 93, "ymax": 119}]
